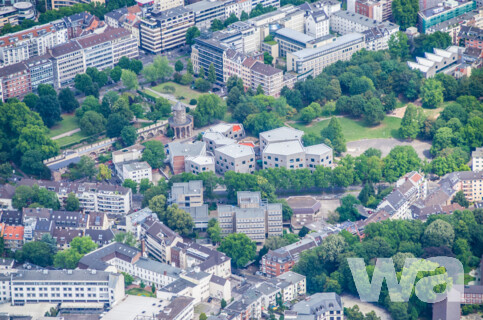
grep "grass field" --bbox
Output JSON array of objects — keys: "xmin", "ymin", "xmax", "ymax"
[
  {"xmin": 126, "ymin": 288, "xmax": 155, "ymax": 297},
  {"xmin": 292, "ymin": 116, "xmax": 402, "ymax": 142},
  {"xmin": 48, "ymin": 114, "xmax": 79, "ymax": 138},
  {"xmin": 55, "ymin": 131, "xmax": 89, "ymax": 148},
  {"xmin": 150, "ymin": 82, "xmax": 203, "ymax": 102}
]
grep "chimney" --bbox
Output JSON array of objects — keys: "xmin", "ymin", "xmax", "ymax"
[
  {"xmin": 164, "ymin": 271, "xmax": 167, "ymax": 276},
  {"xmin": 141, "ymin": 239, "xmax": 146, "ymax": 256}
]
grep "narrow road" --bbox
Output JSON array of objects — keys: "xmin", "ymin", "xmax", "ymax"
[{"xmin": 51, "ymin": 128, "xmax": 81, "ymax": 140}]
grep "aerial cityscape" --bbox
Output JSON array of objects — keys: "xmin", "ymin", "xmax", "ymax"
[{"xmin": 0, "ymin": 0, "xmax": 482, "ymax": 318}]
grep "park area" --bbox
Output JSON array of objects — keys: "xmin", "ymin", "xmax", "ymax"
[
  {"xmin": 291, "ymin": 116, "xmax": 402, "ymax": 142},
  {"xmin": 145, "ymin": 82, "xmax": 203, "ymax": 102}
]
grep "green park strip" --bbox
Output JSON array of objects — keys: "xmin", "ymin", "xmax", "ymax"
[
  {"xmin": 47, "ymin": 114, "xmax": 79, "ymax": 138},
  {"xmin": 292, "ymin": 116, "xmax": 402, "ymax": 142},
  {"xmin": 150, "ymin": 82, "xmax": 203, "ymax": 101}
]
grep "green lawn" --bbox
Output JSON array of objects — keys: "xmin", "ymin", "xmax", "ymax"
[
  {"xmin": 55, "ymin": 131, "xmax": 89, "ymax": 148},
  {"xmin": 150, "ymin": 82, "xmax": 203, "ymax": 102},
  {"xmin": 291, "ymin": 116, "xmax": 402, "ymax": 142},
  {"xmin": 126, "ymin": 288, "xmax": 155, "ymax": 297},
  {"xmin": 48, "ymin": 114, "xmax": 79, "ymax": 138}
]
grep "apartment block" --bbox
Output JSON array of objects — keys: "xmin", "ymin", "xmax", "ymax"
[
  {"xmin": 217, "ymin": 191, "xmax": 282, "ymax": 243},
  {"xmin": 171, "ymin": 241, "xmax": 231, "ymax": 278},
  {"xmin": 50, "ymin": 27, "xmax": 138, "ymax": 88},
  {"xmin": 363, "ymin": 25, "xmax": 394, "ymax": 51},
  {"xmin": 330, "ymin": 10, "xmax": 399, "ymax": 35},
  {"xmin": 286, "ymin": 33, "xmax": 365, "ymax": 77},
  {"xmin": 208, "ymin": 123, "xmax": 246, "ymax": 140},
  {"xmin": 299, "ymin": 1, "xmax": 331, "ymax": 38},
  {"xmin": 18, "ymin": 179, "xmax": 132, "ymax": 215},
  {"xmin": 249, "ymin": 61, "xmax": 284, "ymax": 97},
  {"xmin": 284, "ymin": 292, "xmax": 343, "ymax": 320},
  {"xmin": 154, "ymin": 0, "xmax": 183, "ymax": 11},
  {"xmin": 0, "ymin": 62, "xmax": 30, "ymax": 102},
  {"xmin": 259, "ymin": 126, "xmax": 304, "ymax": 151},
  {"xmin": 2, "ymin": 269, "xmax": 124, "ymax": 306},
  {"xmin": 112, "ymin": 144, "xmax": 145, "ymax": 165},
  {"xmin": 214, "ymin": 144, "xmax": 256, "ymax": 174},
  {"xmin": 418, "ymin": 0, "xmax": 477, "ymax": 33},
  {"xmin": 426, "ymin": 9, "xmax": 482, "ymax": 44},
  {"xmin": 185, "ymin": 156, "xmax": 215, "ymax": 174},
  {"xmin": 0, "ymin": 6, "xmax": 18, "ymax": 28},
  {"xmin": 0, "ymin": 22, "xmax": 68, "ymax": 67},
  {"xmin": 170, "ymin": 180, "xmax": 204, "ymax": 208},
  {"xmin": 120, "ymin": 161, "xmax": 152, "ymax": 183},
  {"xmin": 458, "ymin": 25, "xmax": 483, "ymax": 52},
  {"xmin": 141, "ymin": 216, "xmax": 183, "ymax": 264},
  {"xmin": 140, "ymin": 6, "xmax": 194, "ymax": 54},
  {"xmin": 187, "ymin": 0, "xmax": 227, "ymax": 30},
  {"xmin": 167, "ymin": 141, "xmax": 207, "ymax": 175},
  {"xmin": 472, "ymin": 148, "xmax": 483, "ymax": 172},
  {"xmin": 348, "ymin": 0, "xmax": 383, "ymax": 21},
  {"xmin": 78, "ymin": 242, "xmax": 182, "ymax": 289},
  {"xmin": 203, "ymin": 132, "xmax": 236, "ymax": 152}
]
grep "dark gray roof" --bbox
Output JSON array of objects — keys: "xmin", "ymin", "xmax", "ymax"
[
  {"xmin": 85, "ymin": 229, "xmax": 115, "ymax": 244},
  {"xmin": 210, "ymin": 274, "xmax": 227, "ymax": 285},
  {"xmin": 159, "ymin": 277, "xmax": 196, "ymax": 294},
  {"xmin": 78, "ymin": 242, "xmax": 140, "ymax": 270},
  {"xmin": 0, "ymin": 62, "xmax": 28, "ymax": 78},
  {"xmin": 250, "ymin": 61, "xmax": 282, "ymax": 77},
  {"xmin": 292, "ymin": 292, "xmax": 343, "ymax": 315},
  {"xmin": 134, "ymin": 257, "xmax": 182, "ymax": 277},
  {"xmin": 0, "ymin": 184, "xmax": 15, "ymax": 200},
  {"xmin": 50, "ymin": 41, "xmax": 82, "ymax": 57},
  {"xmin": 157, "ymin": 296, "xmax": 194, "ymax": 320}
]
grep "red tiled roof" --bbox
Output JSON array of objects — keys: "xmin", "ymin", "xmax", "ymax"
[
  {"xmin": 239, "ymin": 142, "xmax": 254, "ymax": 147},
  {"xmin": 233, "ymin": 124, "xmax": 241, "ymax": 132},
  {"xmin": 3, "ymin": 226, "xmax": 24, "ymax": 241}
]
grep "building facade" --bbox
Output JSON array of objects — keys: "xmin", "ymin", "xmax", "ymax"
[{"xmin": 214, "ymin": 144, "xmax": 256, "ymax": 174}]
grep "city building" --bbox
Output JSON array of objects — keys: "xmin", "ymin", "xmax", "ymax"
[
  {"xmin": 207, "ymin": 123, "xmax": 246, "ymax": 140},
  {"xmin": 214, "ymin": 143, "xmax": 256, "ymax": 174},
  {"xmin": 18, "ymin": 179, "xmax": 132, "ymax": 215},
  {"xmin": 3, "ymin": 225, "xmax": 24, "ymax": 251},
  {"xmin": 180, "ymin": 205, "xmax": 210, "ymax": 230},
  {"xmin": 203, "ymin": 132, "xmax": 236, "ymax": 152},
  {"xmin": 0, "ymin": 6, "xmax": 18, "ymax": 28},
  {"xmin": 171, "ymin": 241, "xmax": 231, "ymax": 278},
  {"xmin": 119, "ymin": 161, "xmax": 152, "ymax": 183},
  {"xmin": 185, "ymin": 155, "xmax": 216, "ymax": 174},
  {"xmin": 284, "ymin": 292, "xmax": 343, "ymax": 320},
  {"xmin": 3, "ymin": 269, "xmax": 124, "ymax": 306},
  {"xmin": 170, "ymin": 181, "xmax": 204, "ymax": 208},
  {"xmin": 472, "ymin": 148, "xmax": 483, "ymax": 172},
  {"xmin": 330, "ymin": 10, "xmax": 399, "ymax": 35},
  {"xmin": 259, "ymin": 126, "xmax": 304, "ymax": 150},
  {"xmin": 286, "ymin": 196, "xmax": 321, "ymax": 228},
  {"xmin": 0, "ymin": 184, "xmax": 15, "ymax": 210},
  {"xmin": 156, "ymin": 296, "xmax": 195, "ymax": 320},
  {"xmin": 167, "ymin": 141, "xmax": 207, "ymax": 175},
  {"xmin": 217, "ymin": 191, "xmax": 282, "ymax": 242},
  {"xmin": 418, "ymin": 0, "xmax": 477, "ymax": 33},
  {"xmin": 50, "ymin": 27, "xmax": 138, "ymax": 88},
  {"xmin": 286, "ymin": 33, "xmax": 366, "ymax": 77},
  {"xmin": 0, "ymin": 22, "xmax": 68, "ymax": 67},
  {"xmin": 348, "ymin": 0, "xmax": 383, "ymax": 21},
  {"xmin": 187, "ymin": 0, "xmax": 226, "ymax": 30},
  {"xmin": 140, "ymin": 6, "xmax": 195, "ymax": 53},
  {"xmin": 274, "ymin": 28, "xmax": 317, "ymax": 57},
  {"xmin": 123, "ymin": 207, "xmax": 157, "ymax": 237},
  {"xmin": 407, "ymin": 46, "xmax": 461, "ymax": 78},
  {"xmin": 141, "ymin": 216, "xmax": 183, "ymax": 264},
  {"xmin": 458, "ymin": 25, "xmax": 483, "ymax": 53},
  {"xmin": 62, "ymin": 12, "xmax": 105, "ymax": 39},
  {"xmin": 249, "ymin": 60, "xmax": 284, "ymax": 97},
  {"xmin": 78, "ymin": 242, "xmax": 183, "ymax": 289},
  {"xmin": 363, "ymin": 25, "xmax": 394, "ymax": 51},
  {"xmin": 154, "ymin": 0, "xmax": 183, "ymax": 12},
  {"xmin": 425, "ymin": 8, "xmax": 482, "ymax": 44},
  {"xmin": 13, "ymin": 2, "xmax": 35, "ymax": 23},
  {"xmin": 112, "ymin": 144, "xmax": 145, "ymax": 166},
  {"xmin": 0, "ymin": 62, "xmax": 30, "ymax": 102},
  {"xmin": 51, "ymin": 0, "xmax": 106, "ymax": 10},
  {"xmin": 262, "ymin": 140, "xmax": 333, "ymax": 171},
  {"xmin": 301, "ymin": 2, "xmax": 330, "ymax": 38}
]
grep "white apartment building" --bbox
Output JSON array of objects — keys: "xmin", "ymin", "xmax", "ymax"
[
  {"xmin": 78, "ymin": 243, "xmax": 183, "ymax": 289},
  {"xmin": 259, "ymin": 126, "xmax": 304, "ymax": 151},
  {"xmin": 120, "ymin": 161, "xmax": 152, "ymax": 183},
  {"xmin": 472, "ymin": 148, "xmax": 483, "ymax": 172},
  {"xmin": 286, "ymin": 33, "xmax": 365, "ymax": 77},
  {"xmin": 203, "ymin": 132, "xmax": 236, "ymax": 152},
  {"xmin": 4, "ymin": 269, "xmax": 124, "ymax": 306},
  {"xmin": 330, "ymin": 10, "xmax": 399, "ymax": 35},
  {"xmin": 304, "ymin": 143, "xmax": 333, "ymax": 170},
  {"xmin": 50, "ymin": 27, "xmax": 138, "ymax": 88},
  {"xmin": 304, "ymin": 8, "xmax": 330, "ymax": 38},
  {"xmin": 187, "ymin": 0, "xmax": 227, "ymax": 30},
  {"xmin": 185, "ymin": 156, "xmax": 215, "ymax": 174},
  {"xmin": 18, "ymin": 179, "xmax": 132, "ymax": 215},
  {"xmin": 155, "ymin": 0, "xmax": 183, "ymax": 11},
  {"xmin": 0, "ymin": 21, "xmax": 68, "ymax": 67},
  {"xmin": 140, "ymin": 6, "xmax": 195, "ymax": 53},
  {"xmin": 214, "ymin": 143, "xmax": 256, "ymax": 174},
  {"xmin": 208, "ymin": 123, "xmax": 246, "ymax": 140},
  {"xmin": 250, "ymin": 61, "xmax": 284, "ymax": 97},
  {"xmin": 112, "ymin": 144, "xmax": 145, "ymax": 165}
]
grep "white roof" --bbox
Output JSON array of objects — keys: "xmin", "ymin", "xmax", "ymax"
[
  {"xmin": 259, "ymin": 126, "xmax": 304, "ymax": 143},
  {"xmin": 208, "ymin": 123, "xmax": 236, "ymax": 134},
  {"xmin": 425, "ymin": 52, "xmax": 444, "ymax": 62},
  {"xmin": 203, "ymin": 132, "xmax": 236, "ymax": 145},
  {"xmin": 123, "ymin": 161, "xmax": 151, "ymax": 172},
  {"xmin": 102, "ymin": 296, "xmax": 167, "ymax": 320},
  {"xmin": 263, "ymin": 140, "xmax": 305, "ymax": 156},
  {"xmin": 186, "ymin": 155, "xmax": 214, "ymax": 166},
  {"xmin": 304, "ymin": 143, "xmax": 332, "ymax": 155},
  {"xmin": 416, "ymin": 56, "xmax": 434, "ymax": 67},
  {"xmin": 215, "ymin": 143, "xmax": 254, "ymax": 158}
]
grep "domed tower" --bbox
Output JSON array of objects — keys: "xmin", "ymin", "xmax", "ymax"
[
  {"xmin": 172, "ymin": 101, "xmax": 186, "ymax": 124},
  {"xmin": 168, "ymin": 101, "xmax": 193, "ymax": 139}
]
